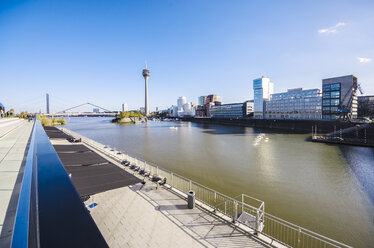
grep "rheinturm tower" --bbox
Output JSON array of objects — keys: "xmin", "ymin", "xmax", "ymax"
[{"xmin": 142, "ymin": 61, "xmax": 150, "ymax": 116}]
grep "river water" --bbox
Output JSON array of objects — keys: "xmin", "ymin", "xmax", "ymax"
[{"xmin": 64, "ymin": 117, "xmax": 374, "ymax": 247}]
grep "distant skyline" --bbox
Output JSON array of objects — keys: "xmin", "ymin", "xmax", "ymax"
[{"xmin": 1, "ymin": 0, "xmax": 374, "ymax": 113}]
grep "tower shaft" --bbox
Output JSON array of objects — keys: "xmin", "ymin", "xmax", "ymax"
[{"xmin": 145, "ymin": 76, "xmax": 149, "ymax": 115}]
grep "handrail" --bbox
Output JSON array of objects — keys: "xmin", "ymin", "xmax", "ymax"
[
  {"xmin": 61, "ymin": 127, "xmax": 353, "ymax": 248},
  {"xmin": 11, "ymin": 121, "xmax": 108, "ymax": 248},
  {"xmin": 11, "ymin": 120, "xmax": 37, "ymax": 247}
]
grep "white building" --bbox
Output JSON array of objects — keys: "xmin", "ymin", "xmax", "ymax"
[
  {"xmin": 174, "ymin": 97, "xmax": 196, "ymax": 117},
  {"xmin": 253, "ymin": 77, "xmax": 274, "ymax": 118},
  {"xmin": 265, "ymin": 88, "xmax": 322, "ymax": 120}
]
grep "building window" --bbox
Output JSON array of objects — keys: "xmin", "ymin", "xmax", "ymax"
[
  {"xmin": 331, "ymin": 83, "xmax": 341, "ymax": 90},
  {"xmin": 331, "ymin": 99, "xmax": 340, "ymax": 106},
  {"xmin": 323, "ymin": 84, "xmax": 331, "ymax": 91},
  {"xmin": 331, "ymin": 91, "xmax": 340, "ymax": 98},
  {"xmin": 323, "ymin": 99, "xmax": 330, "ymax": 106}
]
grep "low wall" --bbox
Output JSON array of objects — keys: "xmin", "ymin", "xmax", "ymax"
[{"xmin": 181, "ymin": 117, "xmax": 374, "ymax": 139}]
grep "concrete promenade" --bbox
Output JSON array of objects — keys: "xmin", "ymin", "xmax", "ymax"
[
  {"xmin": 78, "ymin": 135, "xmax": 272, "ymax": 248},
  {"xmin": 0, "ymin": 119, "xmax": 33, "ymax": 247}
]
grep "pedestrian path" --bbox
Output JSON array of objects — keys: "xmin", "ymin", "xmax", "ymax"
[
  {"xmin": 0, "ymin": 121, "xmax": 33, "ymax": 247},
  {"xmin": 0, "ymin": 118, "xmax": 25, "ymax": 138},
  {"xmin": 89, "ymin": 181, "xmax": 271, "ymax": 248}
]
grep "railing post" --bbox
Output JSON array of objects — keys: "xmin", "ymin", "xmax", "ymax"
[
  {"xmin": 189, "ymin": 180, "xmax": 192, "ymax": 191},
  {"xmin": 156, "ymin": 166, "xmax": 159, "ymax": 176},
  {"xmin": 214, "ymin": 191, "xmax": 217, "ymax": 212},
  {"xmin": 241, "ymin": 194, "xmax": 244, "ymax": 213},
  {"xmin": 297, "ymin": 227, "xmax": 301, "ymax": 247},
  {"xmin": 224, "ymin": 201, "xmax": 227, "ymax": 214},
  {"xmin": 233, "ymin": 200, "xmax": 237, "ymax": 223},
  {"xmin": 255, "ymin": 209, "xmax": 259, "ymax": 235},
  {"xmin": 171, "ymin": 173, "xmax": 174, "ymax": 188}
]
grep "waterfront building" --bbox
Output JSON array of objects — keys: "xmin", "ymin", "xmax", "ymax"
[
  {"xmin": 93, "ymin": 108, "xmax": 100, "ymax": 113},
  {"xmin": 358, "ymin": 95, "xmax": 374, "ymax": 118},
  {"xmin": 196, "ymin": 94, "xmax": 222, "ymax": 117},
  {"xmin": 253, "ymin": 77, "xmax": 274, "ymax": 118},
  {"xmin": 265, "ymin": 88, "xmax": 322, "ymax": 119},
  {"xmin": 210, "ymin": 101, "xmax": 254, "ymax": 119},
  {"xmin": 122, "ymin": 103, "xmax": 128, "ymax": 112},
  {"xmin": 173, "ymin": 97, "xmax": 196, "ymax": 117},
  {"xmin": 322, "ymin": 75, "xmax": 358, "ymax": 120}
]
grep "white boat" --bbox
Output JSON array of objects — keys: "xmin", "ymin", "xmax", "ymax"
[{"xmin": 169, "ymin": 127, "xmax": 178, "ymax": 130}]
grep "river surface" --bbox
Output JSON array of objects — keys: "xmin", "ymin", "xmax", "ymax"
[{"xmin": 64, "ymin": 117, "xmax": 374, "ymax": 247}]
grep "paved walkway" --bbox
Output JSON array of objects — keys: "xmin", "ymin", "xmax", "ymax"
[
  {"xmin": 0, "ymin": 120, "xmax": 33, "ymax": 247},
  {"xmin": 89, "ymin": 181, "xmax": 271, "ymax": 248}
]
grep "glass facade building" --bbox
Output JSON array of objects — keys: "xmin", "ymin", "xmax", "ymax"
[
  {"xmin": 210, "ymin": 101, "xmax": 254, "ymax": 119},
  {"xmin": 322, "ymin": 75, "xmax": 358, "ymax": 120},
  {"xmin": 253, "ymin": 77, "xmax": 274, "ymax": 118},
  {"xmin": 265, "ymin": 88, "xmax": 322, "ymax": 119}
]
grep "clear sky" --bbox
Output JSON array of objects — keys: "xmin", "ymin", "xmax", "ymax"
[{"xmin": 1, "ymin": 0, "xmax": 373, "ymax": 113}]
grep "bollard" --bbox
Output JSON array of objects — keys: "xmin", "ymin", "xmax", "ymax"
[{"xmin": 187, "ymin": 190, "xmax": 195, "ymax": 209}]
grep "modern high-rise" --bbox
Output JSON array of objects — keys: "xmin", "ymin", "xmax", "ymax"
[
  {"xmin": 122, "ymin": 103, "xmax": 128, "ymax": 112},
  {"xmin": 46, "ymin": 93, "xmax": 50, "ymax": 114},
  {"xmin": 253, "ymin": 77, "xmax": 274, "ymax": 118},
  {"xmin": 322, "ymin": 75, "xmax": 358, "ymax": 120},
  {"xmin": 142, "ymin": 62, "xmax": 150, "ymax": 116},
  {"xmin": 265, "ymin": 88, "xmax": 322, "ymax": 119}
]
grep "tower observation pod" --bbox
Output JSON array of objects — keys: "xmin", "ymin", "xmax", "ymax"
[{"xmin": 142, "ymin": 61, "xmax": 150, "ymax": 116}]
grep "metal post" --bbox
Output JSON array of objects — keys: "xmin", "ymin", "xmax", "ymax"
[
  {"xmin": 224, "ymin": 201, "xmax": 227, "ymax": 214},
  {"xmin": 241, "ymin": 194, "xmax": 244, "ymax": 213},
  {"xmin": 298, "ymin": 227, "xmax": 301, "ymax": 247},
  {"xmin": 255, "ymin": 209, "xmax": 259, "ymax": 235},
  {"xmin": 233, "ymin": 201, "xmax": 237, "ymax": 223},
  {"xmin": 171, "ymin": 173, "xmax": 174, "ymax": 188},
  {"xmin": 189, "ymin": 180, "xmax": 192, "ymax": 191},
  {"xmin": 156, "ymin": 166, "xmax": 159, "ymax": 176},
  {"xmin": 214, "ymin": 191, "xmax": 217, "ymax": 212}
]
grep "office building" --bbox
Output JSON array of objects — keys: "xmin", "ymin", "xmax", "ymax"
[
  {"xmin": 210, "ymin": 101, "xmax": 254, "ymax": 119},
  {"xmin": 322, "ymin": 75, "xmax": 358, "ymax": 120},
  {"xmin": 196, "ymin": 94, "xmax": 222, "ymax": 117},
  {"xmin": 122, "ymin": 103, "xmax": 128, "ymax": 112},
  {"xmin": 253, "ymin": 77, "xmax": 274, "ymax": 118},
  {"xmin": 265, "ymin": 88, "xmax": 322, "ymax": 119},
  {"xmin": 358, "ymin": 95, "xmax": 374, "ymax": 118}
]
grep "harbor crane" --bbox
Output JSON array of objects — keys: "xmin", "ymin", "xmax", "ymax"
[{"xmin": 338, "ymin": 81, "xmax": 364, "ymax": 122}]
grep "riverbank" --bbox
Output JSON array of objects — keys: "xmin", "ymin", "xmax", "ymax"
[{"xmin": 181, "ymin": 117, "xmax": 374, "ymax": 139}]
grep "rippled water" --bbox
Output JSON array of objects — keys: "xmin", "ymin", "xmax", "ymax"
[{"xmin": 64, "ymin": 117, "xmax": 374, "ymax": 247}]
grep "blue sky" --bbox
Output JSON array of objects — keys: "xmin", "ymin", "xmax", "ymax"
[{"xmin": 1, "ymin": 0, "xmax": 373, "ymax": 113}]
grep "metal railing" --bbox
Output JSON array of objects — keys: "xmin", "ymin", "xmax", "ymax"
[
  {"xmin": 61, "ymin": 127, "xmax": 353, "ymax": 248},
  {"xmin": 11, "ymin": 121, "xmax": 108, "ymax": 248}
]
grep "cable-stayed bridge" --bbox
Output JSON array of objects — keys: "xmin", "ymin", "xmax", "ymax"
[{"xmin": 46, "ymin": 102, "xmax": 118, "ymax": 117}]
